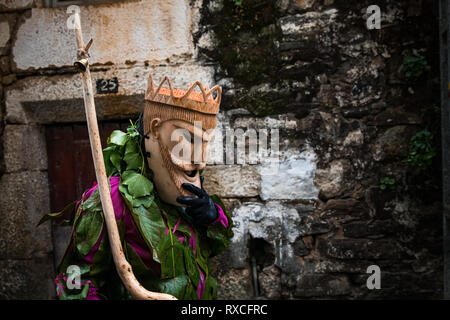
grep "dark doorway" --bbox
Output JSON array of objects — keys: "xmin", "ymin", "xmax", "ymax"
[{"xmin": 45, "ymin": 120, "xmax": 131, "ymax": 265}]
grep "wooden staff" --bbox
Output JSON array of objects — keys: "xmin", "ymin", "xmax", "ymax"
[{"xmin": 72, "ymin": 11, "xmax": 176, "ymax": 300}]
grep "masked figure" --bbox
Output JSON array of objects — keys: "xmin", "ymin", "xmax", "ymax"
[{"xmin": 41, "ymin": 75, "xmax": 233, "ymax": 300}]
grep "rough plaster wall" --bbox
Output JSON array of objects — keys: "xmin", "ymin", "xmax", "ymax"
[
  {"xmin": 5, "ymin": 64, "xmax": 215, "ymax": 124},
  {"xmin": 13, "ymin": 0, "xmax": 193, "ymax": 70},
  {"xmin": 0, "ymin": 0, "xmax": 444, "ymax": 299}
]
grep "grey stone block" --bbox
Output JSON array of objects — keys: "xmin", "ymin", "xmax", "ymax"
[
  {"xmin": 216, "ymin": 268, "xmax": 254, "ymax": 300},
  {"xmin": 3, "ymin": 124, "xmax": 47, "ymax": 172},
  {"xmin": 202, "ymin": 165, "xmax": 260, "ymax": 198},
  {"xmin": 0, "ymin": 257, "xmax": 55, "ymax": 299},
  {"xmin": 258, "ymin": 265, "xmax": 281, "ymax": 299},
  {"xmin": 318, "ymin": 238, "xmax": 408, "ymax": 260},
  {"xmin": 294, "ymin": 274, "xmax": 351, "ymax": 298},
  {"xmin": 0, "ymin": 171, "xmax": 52, "ymax": 259}
]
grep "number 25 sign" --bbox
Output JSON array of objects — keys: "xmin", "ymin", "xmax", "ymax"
[{"xmin": 96, "ymin": 77, "xmax": 119, "ymax": 94}]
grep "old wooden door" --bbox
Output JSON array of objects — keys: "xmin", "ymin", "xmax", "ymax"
[{"xmin": 46, "ymin": 120, "xmax": 131, "ymax": 264}]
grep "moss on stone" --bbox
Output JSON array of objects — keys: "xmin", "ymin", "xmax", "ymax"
[
  {"xmin": 200, "ymin": 0, "xmax": 284, "ymax": 115},
  {"xmin": 238, "ymin": 89, "xmax": 297, "ymax": 116}
]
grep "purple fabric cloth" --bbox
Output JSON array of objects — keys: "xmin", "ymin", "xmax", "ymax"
[
  {"xmin": 213, "ymin": 203, "xmax": 229, "ymax": 228},
  {"xmin": 73, "ymin": 176, "xmax": 228, "ymax": 300}
]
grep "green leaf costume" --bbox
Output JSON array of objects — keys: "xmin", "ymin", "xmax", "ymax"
[{"xmin": 41, "ymin": 124, "xmax": 233, "ymax": 300}]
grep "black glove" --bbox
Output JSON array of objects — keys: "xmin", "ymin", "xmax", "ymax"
[{"xmin": 176, "ymin": 176, "xmax": 219, "ymax": 226}]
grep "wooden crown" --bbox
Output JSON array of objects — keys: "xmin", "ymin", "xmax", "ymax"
[{"xmin": 145, "ymin": 74, "xmax": 221, "ymax": 115}]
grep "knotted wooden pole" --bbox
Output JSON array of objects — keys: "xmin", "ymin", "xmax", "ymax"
[{"xmin": 72, "ymin": 11, "xmax": 176, "ymax": 300}]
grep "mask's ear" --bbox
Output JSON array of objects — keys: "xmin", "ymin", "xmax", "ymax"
[
  {"xmin": 149, "ymin": 118, "xmax": 161, "ymax": 140},
  {"xmin": 142, "ymin": 118, "xmax": 161, "ymax": 158}
]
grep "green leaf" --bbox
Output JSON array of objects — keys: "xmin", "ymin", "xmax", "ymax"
[
  {"xmin": 124, "ymin": 201, "xmax": 166, "ymax": 263},
  {"xmin": 160, "ymin": 202, "xmax": 192, "ymax": 236},
  {"xmin": 90, "ymin": 230, "xmax": 112, "ymax": 277},
  {"xmin": 158, "ymin": 229, "xmax": 186, "ymax": 279},
  {"xmin": 118, "ymin": 183, "xmax": 134, "ymax": 203},
  {"xmin": 403, "ymin": 54, "xmax": 427, "ymax": 79},
  {"xmin": 103, "ymin": 146, "xmax": 119, "ymax": 176},
  {"xmin": 202, "ymin": 275, "xmax": 217, "ymax": 300},
  {"xmin": 184, "ymin": 279, "xmax": 199, "ymax": 300},
  {"xmin": 76, "ymin": 204, "xmax": 104, "ymax": 256},
  {"xmin": 124, "ymin": 152, "xmax": 142, "ymax": 171},
  {"xmin": 121, "ymin": 170, "xmax": 139, "ymax": 183},
  {"xmin": 125, "ymin": 139, "xmax": 139, "ymax": 155},
  {"xmin": 407, "ymin": 129, "xmax": 436, "ymax": 170},
  {"xmin": 81, "ymin": 189, "xmax": 103, "ymax": 212},
  {"xmin": 109, "ymin": 130, "xmax": 128, "ymax": 146},
  {"xmin": 183, "ymin": 244, "xmax": 200, "ymax": 286},
  {"xmin": 123, "ymin": 173, "xmax": 153, "ymax": 198},
  {"xmin": 157, "ymin": 274, "xmax": 189, "ymax": 299},
  {"xmin": 37, "ymin": 201, "xmax": 76, "ymax": 226},
  {"xmin": 127, "ymin": 124, "xmax": 140, "ymax": 138},
  {"xmin": 124, "ymin": 242, "xmax": 150, "ymax": 276},
  {"xmin": 110, "ymin": 151, "xmax": 123, "ymax": 173},
  {"xmin": 132, "ymin": 196, "xmax": 153, "ymax": 208},
  {"xmin": 206, "ymin": 223, "xmax": 229, "ymax": 256}
]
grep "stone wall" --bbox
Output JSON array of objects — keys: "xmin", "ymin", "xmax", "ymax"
[
  {"xmin": 200, "ymin": 0, "xmax": 443, "ymax": 299},
  {"xmin": 0, "ymin": 0, "xmax": 444, "ymax": 299}
]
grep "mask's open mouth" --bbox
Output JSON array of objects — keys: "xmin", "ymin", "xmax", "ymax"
[{"xmin": 185, "ymin": 170, "xmax": 197, "ymax": 178}]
